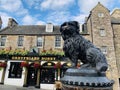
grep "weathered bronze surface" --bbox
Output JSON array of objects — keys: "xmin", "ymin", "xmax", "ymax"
[{"xmin": 60, "ymin": 21, "xmax": 114, "ymax": 90}]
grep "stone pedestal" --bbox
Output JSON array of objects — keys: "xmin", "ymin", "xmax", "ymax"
[{"xmin": 61, "ymin": 68, "xmax": 114, "ymax": 90}]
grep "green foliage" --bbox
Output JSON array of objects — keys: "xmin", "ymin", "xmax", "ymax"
[
  {"xmin": 0, "ymin": 48, "xmax": 64, "ymax": 56},
  {"xmin": 40, "ymin": 49, "xmax": 64, "ymax": 56},
  {"xmin": 0, "ymin": 49, "xmax": 29, "ymax": 56}
]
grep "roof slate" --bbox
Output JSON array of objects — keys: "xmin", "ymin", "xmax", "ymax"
[
  {"xmin": 111, "ymin": 17, "xmax": 120, "ymax": 24},
  {"xmin": 0, "ymin": 25, "xmax": 61, "ymax": 35}
]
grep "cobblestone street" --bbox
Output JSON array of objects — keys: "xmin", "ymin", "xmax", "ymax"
[{"xmin": 0, "ymin": 85, "xmax": 54, "ymax": 90}]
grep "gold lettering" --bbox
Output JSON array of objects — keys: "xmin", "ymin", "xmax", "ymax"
[{"xmin": 12, "ymin": 57, "xmax": 14, "ymax": 59}]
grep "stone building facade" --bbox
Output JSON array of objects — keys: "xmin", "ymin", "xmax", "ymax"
[{"xmin": 0, "ymin": 2, "xmax": 120, "ymax": 90}]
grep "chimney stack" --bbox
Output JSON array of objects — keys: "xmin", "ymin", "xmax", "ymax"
[
  {"xmin": 8, "ymin": 18, "xmax": 18, "ymax": 27},
  {"xmin": 0, "ymin": 16, "xmax": 2, "ymax": 29}
]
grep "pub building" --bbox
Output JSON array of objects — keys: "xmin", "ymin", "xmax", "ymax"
[
  {"xmin": 0, "ymin": 18, "xmax": 75, "ymax": 88},
  {"xmin": 0, "ymin": 54, "xmax": 72, "ymax": 88}
]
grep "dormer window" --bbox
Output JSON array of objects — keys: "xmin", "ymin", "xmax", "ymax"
[
  {"xmin": 98, "ymin": 12, "xmax": 104, "ymax": 17},
  {"xmin": 46, "ymin": 23, "xmax": 53, "ymax": 32}
]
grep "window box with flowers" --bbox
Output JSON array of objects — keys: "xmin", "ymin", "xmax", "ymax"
[
  {"xmin": 40, "ymin": 49, "xmax": 64, "ymax": 57},
  {"xmin": 0, "ymin": 49, "xmax": 29, "ymax": 59},
  {"xmin": 20, "ymin": 61, "xmax": 29, "ymax": 67},
  {"xmin": 0, "ymin": 62, "xmax": 7, "ymax": 67},
  {"xmin": 34, "ymin": 62, "xmax": 40, "ymax": 68},
  {"xmin": 54, "ymin": 61, "xmax": 62, "ymax": 69}
]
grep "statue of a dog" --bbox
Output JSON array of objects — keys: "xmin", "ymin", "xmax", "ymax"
[{"xmin": 60, "ymin": 21, "xmax": 108, "ymax": 72}]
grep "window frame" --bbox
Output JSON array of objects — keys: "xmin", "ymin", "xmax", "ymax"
[
  {"xmin": 17, "ymin": 36, "xmax": 24, "ymax": 47},
  {"xmin": 54, "ymin": 36, "xmax": 62, "ymax": 48},
  {"xmin": 8, "ymin": 62, "xmax": 23, "ymax": 78},
  {"xmin": 0, "ymin": 36, "xmax": 7, "ymax": 46},
  {"xmin": 37, "ymin": 36, "xmax": 43, "ymax": 48},
  {"xmin": 46, "ymin": 23, "xmax": 53, "ymax": 32}
]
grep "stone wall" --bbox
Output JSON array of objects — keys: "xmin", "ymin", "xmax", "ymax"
[
  {"xmin": 86, "ymin": 3, "xmax": 119, "ymax": 90},
  {"xmin": 0, "ymin": 35, "xmax": 63, "ymax": 52},
  {"xmin": 111, "ymin": 9, "xmax": 120, "ymax": 78},
  {"xmin": 112, "ymin": 24, "xmax": 120, "ymax": 78}
]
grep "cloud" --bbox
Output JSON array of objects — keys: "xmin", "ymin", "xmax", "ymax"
[
  {"xmin": 22, "ymin": 15, "xmax": 35, "ymax": 25},
  {"xmin": 40, "ymin": 0, "xmax": 75, "ymax": 10},
  {"xmin": 72, "ymin": 14, "xmax": 88, "ymax": 24},
  {"xmin": 22, "ymin": 15, "xmax": 45, "ymax": 25},
  {"xmin": 0, "ymin": 0, "xmax": 28, "ymax": 15},
  {"xmin": 36, "ymin": 21, "xmax": 46, "ymax": 25},
  {"xmin": 23, "ymin": 0, "xmax": 42, "ymax": 9},
  {"xmin": 78, "ymin": 0, "xmax": 115, "ymax": 14},
  {"xmin": 45, "ymin": 11, "xmax": 71, "ymax": 25},
  {"xmin": 0, "ymin": 12, "xmax": 12, "ymax": 28}
]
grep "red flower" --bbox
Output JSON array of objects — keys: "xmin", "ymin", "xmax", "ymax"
[
  {"xmin": 34, "ymin": 62, "xmax": 40, "ymax": 68},
  {"xmin": 54, "ymin": 62, "xmax": 61, "ymax": 69},
  {"xmin": 21, "ymin": 62, "xmax": 29, "ymax": 67},
  {"xmin": 0, "ymin": 62, "xmax": 7, "ymax": 67}
]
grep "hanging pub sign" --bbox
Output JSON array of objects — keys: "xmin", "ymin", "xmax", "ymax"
[{"xmin": 11, "ymin": 56, "xmax": 40, "ymax": 60}]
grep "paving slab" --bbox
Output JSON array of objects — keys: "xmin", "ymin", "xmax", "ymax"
[{"xmin": 0, "ymin": 85, "xmax": 54, "ymax": 90}]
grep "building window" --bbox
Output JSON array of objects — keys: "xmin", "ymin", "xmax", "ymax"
[
  {"xmin": 8, "ymin": 62, "xmax": 22, "ymax": 78},
  {"xmin": 99, "ymin": 29, "xmax": 106, "ymax": 36},
  {"xmin": 55, "ymin": 36, "xmax": 61, "ymax": 48},
  {"xmin": 46, "ymin": 23, "xmax": 53, "ymax": 32},
  {"xmin": 101, "ymin": 46, "xmax": 107, "ymax": 55},
  {"xmin": 0, "ymin": 36, "xmax": 6, "ymax": 46},
  {"xmin": 37, "ymin": 36, "xmax": 43, "ymax": 47},
  {"xmin": 18, "ymin": 36, "xmax": 24, "ymax": 46},
  {"xmin": 98, "ymin": 12, "xmax": 104, "ymax": 17}
]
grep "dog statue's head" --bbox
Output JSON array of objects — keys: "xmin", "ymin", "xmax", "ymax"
[{"xmin": 60, "ymin": 21, "xmax": 80, "ymax": 40}]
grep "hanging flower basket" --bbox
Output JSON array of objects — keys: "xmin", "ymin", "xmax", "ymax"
[
  {"xmin": 0, "ymin": 62, "xmax": 7, "ymax": 67},
  {"xmin": 34, "ymin": 62, "xmax": 40, "ymax": 68},
  {"xmin": 54, "ymin": 62, "xmax": 62, "ymax": 69},
  {"xmin": 21, "ymin": 61, "xmax": 29, "ymax": 67}
]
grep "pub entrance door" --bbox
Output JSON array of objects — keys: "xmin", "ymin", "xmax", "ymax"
[{"xmin": 27, "ymin": 63, "xmax": 37, "ymax": 86}]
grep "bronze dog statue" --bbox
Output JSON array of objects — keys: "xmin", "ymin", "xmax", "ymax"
[{"xmin": 60, "ymin": 21, "xmax": 108, "ymax": 72}]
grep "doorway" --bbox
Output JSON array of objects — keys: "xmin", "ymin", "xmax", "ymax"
[{"xmin": 27, "ymin": 63, "xmax": 37, "ymax": 86}]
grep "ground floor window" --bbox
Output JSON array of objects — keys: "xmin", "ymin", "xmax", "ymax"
[
  {"xmin": 40, "ymin": 68, "xmax": 55, "ymax": 84},
  {"xmin": 8, "ymin": 62, "xmax": 22, "ymax": 78}
]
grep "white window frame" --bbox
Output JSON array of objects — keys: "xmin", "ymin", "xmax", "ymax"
[
  {"xmin": 99, "ymin": 29, "xmax": 106, "ymax": 36},
  {"xmin": 46, "ymin": 23, "xmax": 53, "ymax": 32},
  {"xmin": 17, "ymin": 36, "xmax": 24, "ymax": 47},
  {"xmin": 37, "ymin": 36, "xmax": 43, "ymax": 48},
  {"xmin": 54, "ymin": 36, "xmax": 62, "ymax": 48},
  {"xmin": 0, "ymin": 36, "xmax": 7, "ymax": 47}
]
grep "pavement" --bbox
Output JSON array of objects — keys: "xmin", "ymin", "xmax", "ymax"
[{"xmin": 0, "ymin": 84, "xmax": 55, "ymax": 90}]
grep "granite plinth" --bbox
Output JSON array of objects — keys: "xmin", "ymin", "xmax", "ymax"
[{"xmin": 61, "ymin": 68, "xmax": 114, "ymax": 90}]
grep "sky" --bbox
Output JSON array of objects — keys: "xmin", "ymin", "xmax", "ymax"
[{"xmin": 0, "ymin": 0, "xmax": 120, "ymax": 28}]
